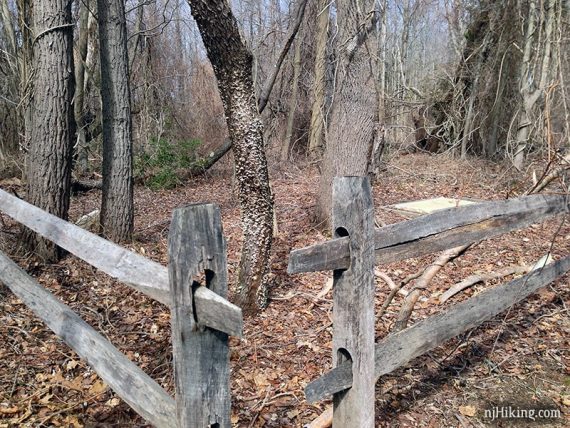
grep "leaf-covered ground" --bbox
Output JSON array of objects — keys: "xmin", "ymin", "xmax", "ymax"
[{"xmin": 1, "ymin": 153, "xmax": 569, "ymax": 427}]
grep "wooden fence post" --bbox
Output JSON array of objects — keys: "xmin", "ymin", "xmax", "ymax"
[
  {"xmin": 331, "ymin": 176, "xmax": 375, "ymax": 427},
  {"xmin": 168, "ymin": 203, "xmax": 230, "ymax": 428}
]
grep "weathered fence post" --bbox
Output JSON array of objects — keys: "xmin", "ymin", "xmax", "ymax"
[
  {"xmin": 168, "ymin": 203, "xmax": 230, "ymax": 427},
  {"xmin": 331, "ymin": 176, "xmax": 375, "ymax": 427}
]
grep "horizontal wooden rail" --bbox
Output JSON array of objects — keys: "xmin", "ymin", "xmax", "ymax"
[
  {"xmin": 304, "ymin": 254, "xmax": 570, "ymax": 402},
  {"xmin": 288, "ymin": 194, "xmax": 570, "ymax": 274},
  {"xmin": 0, "ymin": 251, "xmax": 176, "ymax": 427},
  {"xmin": 0, "ymin": 189, "xmax": 242, "ymax": 337}
]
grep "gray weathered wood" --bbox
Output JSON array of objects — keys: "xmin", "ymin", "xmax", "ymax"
[
  {"xmin": 0, "ymin": 189, "xmax": 242, "ymax": 337},
  {"xmin": 0, "ymin": 251, "xmax": 176, "ymax": 428},
  {"xmin": 305, "ymin": 254, "xmax": 570, "ymax": 402},
  {"xmin": 288, "ymin": 194, "xmax": 570, "ymax": 273},
  {"xmin": 330, "ymin": 177, "xmax": 375, "ymax": 427},
  {"xmin": 168, "ymin": 204, "xmax": 232, "ymax": 428}
]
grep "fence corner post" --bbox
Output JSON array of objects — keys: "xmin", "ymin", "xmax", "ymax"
[
  {"xmin": 168, "ymin": 203, "xmax": 230, "ymax": 428},
  {"xmin": 332, "ymin": 176, "xmax": 375, "ymax": 427}
]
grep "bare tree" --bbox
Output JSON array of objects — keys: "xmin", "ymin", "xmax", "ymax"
[
  {"xmin": 74, "ymin": 0, "xmax": 91, "ymax": 174},
  {"xmin": 307, "ymin": 0, "xmax": 330, "ymax": 157},
  {"xmin": 316, "ymin": 0, "xmax": 378, "ymax": 225},
  {"xmin": 186, "ymin": 0, "xmax": 274, "ymax": 313},
  {"xmin": 24, "ymin": 0, "xmax": 75, "ymax": 261},
  {"xmin": 97, "ymin": 0, "xmax": 134, "ymax": 242},
  {"xmin": 513, "ymin": 0, "xmax": 556, "ymax": 170}
]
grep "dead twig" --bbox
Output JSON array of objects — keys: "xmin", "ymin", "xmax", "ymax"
[
  {"xmin": 393, "ymin": 245, "xmax": 469, "ymax": 332},
  {"xmin": 440, "ymin": 264, "xmax": 532, "ymax": 303}
]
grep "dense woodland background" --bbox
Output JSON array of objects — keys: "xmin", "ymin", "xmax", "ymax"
[
  {"xmin": 1, "ymin": 0, "xmax": 569, "ymax": 186},
  {"xmin": 0, "ymin": 0, "xmax": 570, "ymax": 426}
]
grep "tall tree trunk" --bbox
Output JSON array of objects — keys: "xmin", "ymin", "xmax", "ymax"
[
  {"xmin": 97, "ymin": 0, "xmax": 134, "ymax": 242},
  {"xmin": 281, "ymin": 30, "xmax": 303, "ymax": 161},
  {"xmin": 0, "ymin": 0, "xmax": 20, "ymax": 160},
  {"xmin": 369, "ymin": 0, "xmax": 388, "ymax": 179},
  {"xmin": 316, "ymin": 0, "xmax": 377, "ymax": 226},
  {"xmin": 16, "ymin": 0, "xmax": 33, "ymax": 155},
  {"xmin": 514, "ymin": 0, "xmax": 555, "ymax": 170},
  {"xmin": 307, "ymin": 0, "xmax": 330, "ymax": 157},
  {"xmin": 24, "ymin": 0, "xmax": 75, "ymax": 261},
  {"xmin": 74, "ymin": 0, "xmax": 90, "ymax": 174},
  {"xmin": 187, "ymin": 0, "xmax": 274, "ymax": 314}
]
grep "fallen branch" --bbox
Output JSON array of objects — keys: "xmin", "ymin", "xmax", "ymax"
[
  {"xmin": 375, "ymin": 269, "xmax": 405, "ymax": 317},
  {"xmin": 393, "ymin": 245, "xmax": 469, "ymax": 332},
  {"xmin": 304, "ymin": 406, "xmax": 333, "ymax": 428},
  {"xmin": 71, "ymin": 179, "xmax": 102, "ymax": 192},
  {"xmin": 375, "ymin": 269, "xmax": 397, "ymax": 290},
  {"xmin": 526, "ymin": 153, "xmax": 570, "ymax": 194},
  {"xmin": 440, "ymin": 265, "xmax": 531, "ymax": 303},
  {"xmin": 440, "ymin": 253, "xmax": 553, "ymax": 303}
]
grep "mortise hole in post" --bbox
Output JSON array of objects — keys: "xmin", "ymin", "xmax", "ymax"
[
  {"xmin": 335, "ymin": 226, "xmax": 349, "ymax": 239},
  {"xmin": 337, "ymin": 347, "xmax": 352, "ymax": 365},
  {"xmin": 190, "ymin": 280, "xmax": 200, "ymax": 324},
  {"xmin": 205, "ymin": 269, "xmax": 215, "ymax": 289},
  {"xmin": 334, "ymin": 227, "xmax": 350, "ymax": 275}
]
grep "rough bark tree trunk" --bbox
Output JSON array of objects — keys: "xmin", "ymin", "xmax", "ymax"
[
  {"xmin": 74, "ymin": 0, "xmax": 90, "ymax": 174},
  {"xmin": 316, "ymin": 0, "xmax": 377, "ymax": 226},
  {"xmin": 24, "ymin": 0, "xmax": 75, "ymax": 261},
  {"xmin": 97, "ymin": 0, "xmax": 134, "ymax": 242},
  {"xmin": 187, "ymin": 0, "xmax": 274, "ymax": 313},
  {"xmin": 307, "ymin": 0, "xmax": 330, "ymax": 157}
]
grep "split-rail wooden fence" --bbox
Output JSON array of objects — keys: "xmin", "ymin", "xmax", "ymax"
[
  {"xmin": 2, "ymin": 176, "xmax": 569, "ymax": 427},
  {"xmin": 287, "ymin": 176, "xmax": 570, "ymax": 427},
  {"xmin": 0, "ymin": 188, "xmax": 242, "ymax": 427}
]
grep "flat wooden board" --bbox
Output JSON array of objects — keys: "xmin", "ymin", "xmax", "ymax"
[{"xmin": 387, "ymin": 197, "xmax": 478, "ymax": 218}]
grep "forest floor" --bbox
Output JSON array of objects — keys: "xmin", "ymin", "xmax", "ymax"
[{"xmin": 0, "ymin": 152, "xmax": 569, "ymax": 427}]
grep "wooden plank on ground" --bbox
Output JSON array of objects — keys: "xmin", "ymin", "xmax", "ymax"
[
  {"xmin": 0, "ymin": 189, "xmax": 242, "ymax": 337},
  {"xmin": 0, "ymin": 251, "xmax": 176, "ymax": 428},
  {"xmin": 304, "ymin": 255, "xmax": 570, "ymax": 402},
  {"xmin": 169, "ymin": 204, "xmax": 231, "ymax": 427},
  {"xmin": 288, "ymin": 194, "xmax": 570, "ymax": 273}
]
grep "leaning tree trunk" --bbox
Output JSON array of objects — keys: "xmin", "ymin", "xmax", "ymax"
[
  {"xmin": 97, "ymin": 0, "xmax": 134, "ymax": 242},
  {"xmin": 24, "ymin": 0, "xmax": 75, "ymax": 262},
  {"xmin": 316, "ymin": 0, "xmax": 377, "ymax": 226},
  {"xmin": 281, "ymin": 30, "xmax": 303, "ymax": 161},
  {"xmin": 187, "ymin": 0, "xmax": 274, "ymax": 314}
]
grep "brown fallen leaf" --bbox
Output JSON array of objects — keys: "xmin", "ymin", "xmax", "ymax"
[
  {"xmin": 0, "ymin": 406, "xmax": 19, "ymax": 415},
  {"xmin": 458, "ymin": 405, "xmax": 476, "ymax": 417},
  {"xmin": 89, "ymin": 380, "xmax": 108, "ymax": 395}
]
